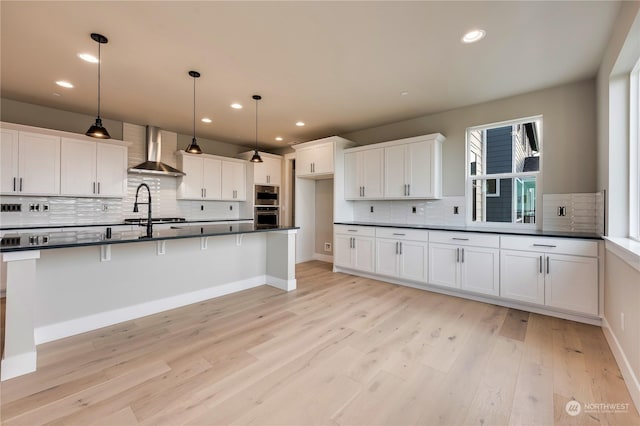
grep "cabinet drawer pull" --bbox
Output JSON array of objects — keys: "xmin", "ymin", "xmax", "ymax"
[
  {"xmin": 546, "ymin": 256, "xmax": 550, "ymax": 274},
  {"xmin": 347, "ymin": 229, "xmax": 358, "ymax": 232},
  {"xmin": 392, "ymin": 233, "xmax": 406, "ymax": 236},
  {"xmin": 533, "ymin": 244, "xmax": 557, "ymax": 248},
  {"xmin": 452, "ymin": 238, "xmax": 469, "ymax": 241}
]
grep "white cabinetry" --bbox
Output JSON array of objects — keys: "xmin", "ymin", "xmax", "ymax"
[
  {"xmin": 344, "ymin": 148, "xmax": 384, "ymax": 199},
  {"xmin": 383, "ymin": 134, "xmax": 444, "ymax": 199},
  {"xmin": 240, "ymin": 151, "xmax": 282, "ymax": 186},
  {"xmin": 1, "ymin": 129, "xmax": 60, "ymax": 195},
  {"xmin": 176, "ymin": 152, "xmax": 222, "ymax": 200},
  {"xmin": 500, "ymin": 236, "xmax": 598, "ymax": 315},
  {"xmin": 334, "ymin": 225, "xmax": 375, "ymax": 273},
  {"xmin": 60, "ymin": 138, "xmax": 127, "ymax": 197},
  {"xmin": 221, "ymin": 160, "xmax": 246, "ymax": 201},
  {"xmin": 375, "ymin": 227, "xmax": 428, "ymax": 282},
  {"xmin": 428, "ymin": 231, "xmax": 500, "ymax": 296},
  {"xmin": 295, "ymin": 140, "xmax": 335, "ymax": 178}
]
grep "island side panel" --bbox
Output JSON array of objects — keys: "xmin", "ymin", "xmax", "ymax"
[
  {"xmin": 33, "ymin": 234, "xmax": 268, "ymax": 344},
  {"xmin": 266, "ymin": 230, "xmax": 297, "ymax": 291}
]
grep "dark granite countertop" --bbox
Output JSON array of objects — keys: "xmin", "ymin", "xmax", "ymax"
[
  {"xmin": 0, "ymin": 218, "xmax": 255, "ymax": 231},
  {"xmin": 334, "ymin": 221, "xmax": 602, "ymax": 240},
  {"xmin": 0, "ymin": 223, "xmax": 298, "ymax": 252}
]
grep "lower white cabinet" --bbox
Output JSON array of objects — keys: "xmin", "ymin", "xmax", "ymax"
[
  {"xmin": 500, "ymin": 236, "xmax": 599, "ymax": 315},
  {"xmin": 428, "ymin": 231, "xmax": 500, "ymax": 296},
  {"xmin": 334, "ymin": 225, "xmax": 375, "ymax": 273},
  {"xmin": 375, "ymin": 228, "xmax": 428, "ymax": 282}
]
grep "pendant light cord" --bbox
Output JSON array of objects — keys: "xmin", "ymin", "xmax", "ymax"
[
  {"xmin": 193, "ymin": 75, "xmax": 196, "ymax": 141},
  {"xmin": 97, "ymin": 41, "xmax": 101, "ymax": 118},
  {"xmin": 255, "ymin": 98, "xmax": 259, "ymax": 151}
]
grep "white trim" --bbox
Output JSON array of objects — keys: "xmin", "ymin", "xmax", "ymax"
[
  {"xmin": 34, "ymin": 275, "xmax": 268, "ymax": 344},
  {"xmin": 266, "ymin": 276, "xmax": 296, "ymax": 292},
  {"xmin": 1, "ymin": 250, "xmax": 40, "ymax": 262},
  {"xmin": 313, "ymin": 253, "xmax": 334, "ymax": 263},
  {"xmin": 605, "ymin": 237, "xmax": 640, "ymax": 273},
  {"xmin": 602, "ymin": 317, "xmax": 640, "ymax": 413},
  {"xmin": 630, "ymin": 58, "xmax": 640, "ymax": 241},
  {"xmin": 1, "ymin": 351, "xmax": 37, "ymax": 381}
]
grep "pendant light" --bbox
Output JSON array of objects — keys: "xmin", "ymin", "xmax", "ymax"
[
  {"xmin": 185, "ymin": 70, "xmax": 203, "ymax": 154},
  {"xmin": 85, "ymin": 33, "xmax": 110, "ymax": 139},
  {"xmin": 250, "ymin": 95, "xmax": 263, "ymax": 163}
]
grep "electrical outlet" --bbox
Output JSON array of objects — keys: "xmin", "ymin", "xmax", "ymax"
[
  {"xmin": 101, "ymin": 204, "xmax": 107, "ymax": 212},
  {"xmin": 43, "ymin": 203, "xmax": 50, "ymax": 211},
  {"xmin": 454, "ymin": 206, "xmax": 459, "ymax": 215},
  {"xmin": 324, "ymin": 242, "xmax": 332, "ymax": 252},
  {"xmin": 1, "ymin": 204, "xmax": 21, "ymax": 212},
  {"xmin": 412, "ymin": 206, "xmax": 417, "ymax": 214},
  {"xmin": 621, "ymin": 312, "xmax": 625, "ymax": 331}
]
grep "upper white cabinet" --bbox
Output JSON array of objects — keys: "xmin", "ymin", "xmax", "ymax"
[
  {"xmin": 296, "ymin": 142, "xmax": 334, "ymax": 178},
  {"xmin": 221, "ymin": 160, "xmax": 246, "ymax": 201},
  {"xmin": 344, "ymin": 148, "xmax": 384, "ymax": 200},
  {"xmin": 60, "ymin": 138, "xmax": 127, "ymax": 197},
  {"xmin": 428, "ymin": 231, "xmax": 500, "ymax": 296},
  {"xmin": 1, "ymin": 129, "xmax": 60, "ymax": 196},
  {"xmin": 240, "ymin": 151, "xmax": 282, "ymax": 186},
  {"xmin": 176, "ymin": 152, "xmax": 222, "ymax": 200},
  {"xmin": 384, "ymin": 135, "xmax": 444, "ymax": 199},
  {"xmin": 500, "ymin": 235, "xmax": 598, "ymax": 315}
]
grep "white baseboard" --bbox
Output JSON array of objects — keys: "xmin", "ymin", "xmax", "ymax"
[
  {"xmin": 602, "ymin": 317, "xmax": 640, "ymax": 413},
  {"xmin": 1, "ymin": 351, "xmax": 36, "ymax": 381},
  {"xmin": 267, "ymin": 275, "xmax": 297, "ymax": 292},
  {"xmin": 313, "ymin": 253, "xmax": 334, "ymax": 263},
  {"xmin": 34, "ymin": 276, "xmax": 267, "ymax": 345}
]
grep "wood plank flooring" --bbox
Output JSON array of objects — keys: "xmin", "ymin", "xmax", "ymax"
[{"xmin": 1, "ymin": 260, "xmax": 638, "ymax": 425}]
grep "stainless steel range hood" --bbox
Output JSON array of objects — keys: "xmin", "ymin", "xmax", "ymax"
[{"xmin": 128, "ymin": 126, "xmax": 185, "ymax": 177}]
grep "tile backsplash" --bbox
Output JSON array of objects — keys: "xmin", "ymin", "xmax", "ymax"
[
  {"xmin": 542, "ymin": 192, "xmax": 604, "ymax": 235},
  {"xmin": 353, "ymin": 196, "xmax": 466, "ymax": 226}
]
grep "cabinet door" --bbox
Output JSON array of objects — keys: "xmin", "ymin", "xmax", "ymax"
[
  {"xmin": 376, "ymin": 238, "xmax": 399, "ymax": 277},
  {"xmin": 96, "ymin": 143, "xmax": 127, "ymax": 197},
  {"xmin": 500, "ymin": 250, "xmax": 545, "ymax": 304},
  {"xmin": 202, "ymin": 158, "xmax": 222, "ymax": 200},
  {"xmin": 253, "ymin": 160, "xmax": 268, "ymax": 185},
  {"xmin": 460, "ymin": 246, "xmax": 499, "ymax": 296},
  {"xmin": 18, "ymin": 132, "xmax": 60, "ymax": 195},
  {"xmin": 344, "ymin": 152, "xmax": 360, "ymax": 199},
  {"xmin": 353, "ymin": 236, "xmax": 375, "ymax": 273},
  {"xmin": 1, "ymin": 129, "xmax": 19, "ymax": 193},
  {"xmin": 313, "ymin": 143, "xmax": 334, "ymax": 175},
  {"xmin": 264, "ymin": 156, "xmax": 282, "ymax": 186},
  {"xmin": 406, "ymin": 141, "xmax": 431, "ymax": 198},
  {"xmin": 178, "ymin": 156, "xmax": 204, "ymax": 199},
  {"xmin": 334, "ymin": 234, "xmax": 353, "ymax": 268},
  {"xmin": 60, "ymin": 138, "xmax": 96, "ymax": 196},
  {"xmin": 399, "ymin": 241, "xmax": 427, "ymax": 282},
  {"xmin": 362, "ymin": 148, "xmax": 384, "ymax": 199},
  {"xmin": 428, "ymin": 243, "xmax": 460, "ymax": 288},
  {"xmin": 296, "ymin": 148, "xmax": 314, "ymax": 177},
  {"xmin": 384, "ymin": 144, "xmax": 406, "ymax": 198},
  {"xmin": 545, "ymin": 254, "xmax": 598, "ymax": 315},
  {"xmin": 221, "ymin": 161, "xmax": 246, "ymax": 200}
]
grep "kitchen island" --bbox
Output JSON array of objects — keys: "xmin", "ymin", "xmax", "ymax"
[{"xmin": 0, "ymin": 223, "xmax": 298, "ymax": 380}]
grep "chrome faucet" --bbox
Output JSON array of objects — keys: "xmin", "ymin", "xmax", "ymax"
[{"xmin": 133, "ymin": 183, "xmax": 152, "ymax": 237}]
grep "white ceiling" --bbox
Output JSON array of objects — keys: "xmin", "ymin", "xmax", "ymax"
[{"xmin": 1, "ymin": 1, "xmax": 621, "ymax": 149}]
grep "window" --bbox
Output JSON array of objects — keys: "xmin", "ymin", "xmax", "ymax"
[
  {"xmin": 630, "ymin": 58, "xmax": 640, "ymax": 241},
  {"xmin": 467, "ymin": 116, "xmax": 542, "ymax": 227}
]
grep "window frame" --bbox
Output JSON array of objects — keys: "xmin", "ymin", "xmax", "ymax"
[
  {"xmin": 630, "ymin": 58, "xmax": 640, "ymax": 241},
  {"xmin": 465, "ymin": 115, "xmax": 543, "ymax": 229}
]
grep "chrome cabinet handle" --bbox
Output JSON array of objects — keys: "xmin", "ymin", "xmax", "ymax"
[
  {"xmin": 93, "ymin": 182, "xmax": 96, "ymax": 194},
  {"xmin": 456, "ymin": 247, "xmax": 460, "ymax": 263},
  {"xmin": 347, "ymin": 229, "xmax": 358, "ymax": 232},
  {"xmin": 452, "ymin": 238, "xmax": 469, "ymax": 241},
  {"xmin": 204, "ymin": 188, "xmax": 207, "ymax": 198},
  {"xmin": 97, "ymin": 182, "xmax": 100, "ymax": 194},
  {"xmin": 533, "ymin": 244, "xmax": 557, "ymax": 248},
  {"xmin": 539, "ymin": 255, "xmax": 543, "ymax": 273},
  {"xmin": 352, "ymin": 237, "xmax": 355, "ymax": 249},
  {"xmin": 362, "ymin": 186, "xmax": 365, "ymax": 197},
  {"xmin": 392, "ymin": 233, "xmax": 405, "ymax": 236},
  {"xmin": 13, "ymin": 177, "xmax": 16, "ymax": 191},
  {"xmin": 19, "ymin": 178, "xmax": 23, "ymax": 192},
  {"xmin": 395, "ymin": 241, "xmax": 399, "ymax": 254},
  {"xmin": 461, "ymin": 248, "xmax": 464, "ymax": 263},
  {"xmin": 399, "ymin": 242, "xmax": 403, "ymax": 255},
  {"xmin": 407, "ymin": 184, "xmax": 410, "ymax": 196}
]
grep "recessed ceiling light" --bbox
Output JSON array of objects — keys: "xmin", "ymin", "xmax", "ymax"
[
  {"xmin": 295, "ymin": 121, "xmax": 305, "ymax": 127},
  {"xmin": 78, "ymin": 53, "xmax": 99, "ymax": 63},
  {"xmin": 462, "ymin": 29, "xmax": 486, "ymax": 44},
  {"xmin": 201, "ymin": 117, "xmax": 212, "ymax": 123},
  {"xmin": 230, "ymin": 103, "xmax": 243, "ymax": 109},
  {"xmin": 275, "ymin": 136, "xmax": 283, "ymax": 141},
  {"xmin": 52, "ymin": 92, "xmax": 61, "ymax": 97},
  {"xmin": 56, "ymin": 80, "xmax": 74, "ymax": 88},
  {"xmin": 401, "ymin": 91, "xmax": 409, "ymax": 96}
]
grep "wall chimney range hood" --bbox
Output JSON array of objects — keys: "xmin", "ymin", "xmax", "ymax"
[{"xmin": 128, "ymin": 126, "xmax": 185, "ymax": 177}]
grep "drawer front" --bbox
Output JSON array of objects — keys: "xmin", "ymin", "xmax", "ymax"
[
  {"xmin": 429, "ymin": 231, "xmax": 499, "ymax": 248},
  {"xmin": 334, "ymin": 224, "xmax": 376, "ymax": 237},
  {"xmin": 500, "ymin": 235, "xmax": 598, "ymax": 257},
  {"xmin": 376, "ymin": 227, "xmax": 428, "ymax": 242}
]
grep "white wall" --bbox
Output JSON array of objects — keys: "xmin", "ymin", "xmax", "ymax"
[
  {"xmin": 342, "ymin": 79, "xmax": 597, "ymax": 197},
  {"xmin": 596, "ymin": 1, "xmax": 640, "ymax": 412}
]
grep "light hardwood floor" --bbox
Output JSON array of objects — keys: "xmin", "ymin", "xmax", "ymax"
[{"xmin": 1, "ymin": 261, "xmax": 638, "ymax": 425}]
